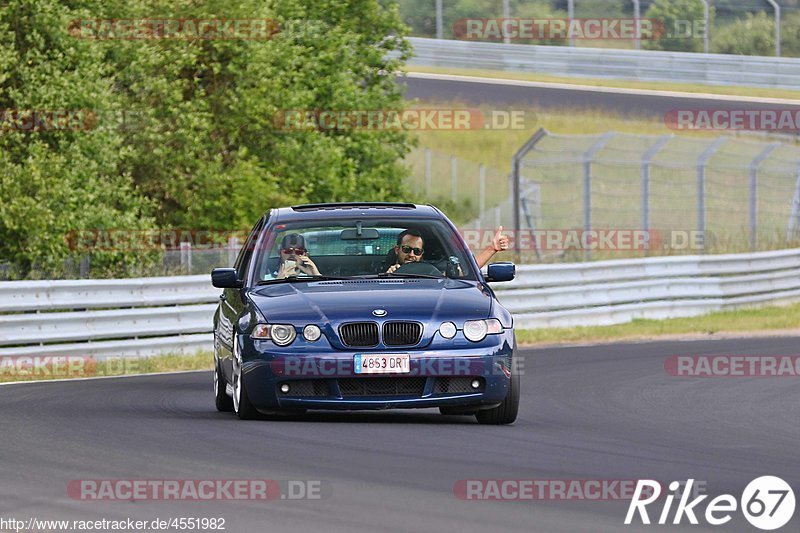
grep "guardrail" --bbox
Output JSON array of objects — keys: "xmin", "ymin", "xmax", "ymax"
[
  {"xmin": 0, "ymin": 276, "xmax": 219, "ymax": 357},
  {"xmin": 407, "ymin": 37, "xmax": 800, "ymax": 90},
  {"xmin": 1, "ymin": 248, "xmax": 798, "ymax": 357},
  {"xmin": 494, "ymin": 248, "xmax": 800, "ymax": 328}
]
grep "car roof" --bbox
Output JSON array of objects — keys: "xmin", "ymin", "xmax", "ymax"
[{"xmin": 271, "ymin": 203, "xmax": 442, "ymax": 222}]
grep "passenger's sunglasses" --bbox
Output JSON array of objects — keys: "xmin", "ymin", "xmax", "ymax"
[
  {"xmin": 400, "ymin": 245, "xmax": 424, "ymax": 256},
  {"xmin": 281, "ymin": 247, "xmax": 307, "ymax": 256}
]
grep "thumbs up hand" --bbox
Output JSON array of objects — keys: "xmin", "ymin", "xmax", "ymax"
[{"xmin": 492, "ymin": 226, "xmax": 509, "ymax": 252}]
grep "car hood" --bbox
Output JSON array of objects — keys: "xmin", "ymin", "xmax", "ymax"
[{"xmin": 248, "ymin": 278, "xmax": 493, "ymax": 326}]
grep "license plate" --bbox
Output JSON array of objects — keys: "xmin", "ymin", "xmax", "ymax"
[{"xmin": 354, "ymin": 354, "xmax": 410, "ymax": 374}]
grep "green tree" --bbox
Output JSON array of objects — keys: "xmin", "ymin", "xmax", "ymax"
[
  {"xmin": 0, "ymin": 0, "xmax": 157, "ymax": 277},
  {"xmin": 643, "ymin": 0, "xmax": 712, "ymax": 53},
  {"xmin": 712, "ymin": 11, "xmax": 776, "ymax": 56}
]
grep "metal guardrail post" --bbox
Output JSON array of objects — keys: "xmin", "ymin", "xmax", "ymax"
[
  {"xmin": 787, "ymin": 164, "xmax": 800, "ymax": 243},
  {"xmin": 696, "ymin": 137, "xmax": 726, "ymax": 253},
  {"xmin": 641, "ymin": 135, "xmax": 671, "ymax": 254},
  {"xmin": 582, "ymin": 133, "xmax": 614, "ymax": 261},
  {"xmin": 749, "ymin": 143, "xmax": 780, "ymax": 250},
  {"xmin": 511, "ymin": 128, "xmax": 549, "ymax": 263},
  {"xmin": 632, "ymin": 0, "xmax": 641, "ymax": 50}
]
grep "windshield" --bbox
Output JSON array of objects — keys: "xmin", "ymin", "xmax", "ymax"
[{"xmin": 252, "ymin": 217, "xmax": 476, "ymax": 282}]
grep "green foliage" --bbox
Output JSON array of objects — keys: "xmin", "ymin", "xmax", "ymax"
[
  {"xmin": 712, "ymin": 11, "xmax": 776, "ymax": 56},
  {"xmin": 0, "ymin": 0, "xmax": 413, "ymax": 278},
  {"xmin": 643, "ymin": 0, "xmax": 712, "ymax": 53}
]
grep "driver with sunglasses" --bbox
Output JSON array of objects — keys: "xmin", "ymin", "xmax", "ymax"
[
  {"xmin": 385, "ymin": 229, "xmax": 427, "ymax": 274},
  {"xmin": 275, "ymin": 233, "xmax": 321, "ymax": 279}
]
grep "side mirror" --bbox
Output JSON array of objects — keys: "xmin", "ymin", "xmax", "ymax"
[
  {"xmin": 212, "ymin": 268, "xmax": 242, "ymax": 289},
  {"xmin": 485, "ymin": 262, "xmax": 515, "ymax": 282}
]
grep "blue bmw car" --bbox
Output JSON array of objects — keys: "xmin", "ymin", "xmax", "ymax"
[{"xmin": 211, "ymin": 202, "xmax": 519, "ymax": 424}]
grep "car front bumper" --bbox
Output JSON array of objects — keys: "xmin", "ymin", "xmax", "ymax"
[{"xmin": 239, "ymin": 331, "xmax": 515, "ymax": 412}]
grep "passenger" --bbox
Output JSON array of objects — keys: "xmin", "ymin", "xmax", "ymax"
[{"xmin": 275, "ymin": 234, "xmax": 321, "ymax": 278}]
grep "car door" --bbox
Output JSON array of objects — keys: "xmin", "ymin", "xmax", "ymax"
[{"xmin": 218, "ymin": 216, "xmax": 266, "ymax": 381}]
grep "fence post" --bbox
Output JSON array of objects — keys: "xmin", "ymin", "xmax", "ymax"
[
  {"xmin": 696, "ymin": 137, "xmax": 726, "ymax": 253},
  {"xmin": 749, "ymin": 143, "xmax": 780, "ymax": 251},
  {"xmin": 641, "ymin": 135, "xmax": 671, "ymax": 255},
  {"xmin": 479, "ymin": 165, "xmax": 486, "ymax": 216},
  {"xmin": 582, "ymin": 133, "xmax": 614, "ymax": 261},
  {"xmin": 766, "ymin": 0, "xmax": 781, "ymax": 57},
  {"xmin": 633, "ymin": 0, "xmax": 641, "ymax": 50},
  {"xmin": 511, "ymin": 128, "xmax": 549, "ymax": 263},
  {"xmin": 787, "ymin": 163, "xmax": 800, "ymax": 242},
  {"xmin": 228, "ymin": 236, "xmax": 240, "ymax": 267},
  {"xmin": 700, "ymin": 0, "xmax": 710, "ymax": 53},
  {"xmin": 450, "ymin": 156, "xmax": 457, "ymax": 202},
  {"xmin": 503, "ymin": 0, "xmax": 510, "ymax": 44},
  {"xmin": 424, "ymin": 148, "xmax": 432, "ymax": 195},
  {"xmin": 435, "ymin": 0, "xmax": 443, "ymax": 39},
  {"xmin": 180, "ymin": 242, "xmax": 192, "ymax": 274},
  {"xmin": 567, "ymin": 0, "xmax": 575, "ymax": 47}
]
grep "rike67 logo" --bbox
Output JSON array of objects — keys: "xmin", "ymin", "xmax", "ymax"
[{"xmin": 625, "ymin": 477, "xmax": 795, "ymax": 530}]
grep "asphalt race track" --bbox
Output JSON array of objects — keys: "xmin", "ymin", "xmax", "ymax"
[
  {"xmin": 402, "ymin": 73, "xmax": 800, "ymax": 118},
  {"xmin": 1, "ymin": 336, "xmax": 797, "ymax": 532}
]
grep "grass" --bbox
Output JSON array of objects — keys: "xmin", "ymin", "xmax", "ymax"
[
  {"xmin": 0, "ymin": 352, "xmax": 212, "ymax": 383},
  {"xmin": 407, "ymin": 65, "xmax": 800, "ymax": 101},
  {"xmin": 516, "ymin": 302, "xmax": 800, "ymax": 346}
]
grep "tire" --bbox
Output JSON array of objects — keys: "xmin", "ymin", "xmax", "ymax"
[
  {"xmin": 214, "ymin": 359, "xmax": 233, "ymax": 412},
  {"xmin": 232, "ymin": 338, "xmax": 261, "ymax": 420},
  {"xmin": 475, "ymin": 360, "xmax": 519, "ymax": 425}
]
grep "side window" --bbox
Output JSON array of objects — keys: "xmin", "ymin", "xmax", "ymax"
[{"xmin": 234, "ymin": 217, "xmax": 265, "ymax": 280}]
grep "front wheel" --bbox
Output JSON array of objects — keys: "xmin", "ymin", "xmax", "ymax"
[
  {"xmin": 214, "ymin": 358, "xmax": 233, "ymax": 412},
  {"xmin": 232, "ymin": 338, "xmax": 260, "ymax": 420},
  {"xmin": 475, "ymin": 364, "xmax": 519, "ymax": 425}
]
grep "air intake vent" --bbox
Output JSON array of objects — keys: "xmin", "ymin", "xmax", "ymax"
[
  {"xmin": 338, "ymin": 377, "xmax": 427, "ymax": 397},
  {"xmin": 383, "ymin": 321, "xmax": 423, "ymax": 346},
  {"xmin": 339, "ymin": 322, "xmax": 379, "ymax": 347}
]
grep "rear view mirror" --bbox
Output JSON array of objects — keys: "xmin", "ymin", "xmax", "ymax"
[
  {"xmin": 485, "ymin": 262, "xmax": 515, "ymax": 282},
  {"xmin": 211, "ymin": 268, "xmax": 242, "ymax": 288},
  {"xmin": 340, "ymin": 228, "xmax": 380, "ymax": 240}
]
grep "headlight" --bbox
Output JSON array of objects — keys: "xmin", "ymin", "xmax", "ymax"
[
  {"xmin": 439, "ymin": 321, "xmax": 457, "ymax": 339},
  {"xmin": 463, "ymin": 319, "xmax": 503, "ymax": 342},
  {"xmin": 251, "ymin": 323, "xmax": 297, "ymax": 346},
  {"xmin": 303, "ymin": 324, "xmax": 322, "ymax": 342}
]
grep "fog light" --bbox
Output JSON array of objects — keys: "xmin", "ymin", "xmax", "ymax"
[
  {"xmin": 280, "ymin": 383, "xmax": 290, "ymax": 394},
  {"xmin": 439, "ymin": 321, "xmax": 457, "ymax": 339},
  {"xmin": 303, "ymin": 324, "xmax": 321, "ymax": 342},
  {"xmin": 470, "ymin": 379, "xmax": 481, "ymax": 389}
]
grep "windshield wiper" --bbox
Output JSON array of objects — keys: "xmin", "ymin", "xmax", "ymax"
[
  {"xmin": 378, "ymin": 272, "xmax": 442, "ymax": 279},
  {"xmin": 256, "ymin": 275, "xmax": 358, "ymax": 285}
]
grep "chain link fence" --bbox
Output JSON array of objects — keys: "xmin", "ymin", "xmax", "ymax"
[{"xmin": 511, "ymin": 130, "xmax": 800, "ymax": 261}]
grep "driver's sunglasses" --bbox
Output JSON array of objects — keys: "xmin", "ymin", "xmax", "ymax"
[
  {"xmin": 281, "ymin": 247, "xmax": 307, "ymax": 256},
  {"xmin": 400, "ymin": 245, "xmax": 424, "ymax": 256}
]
